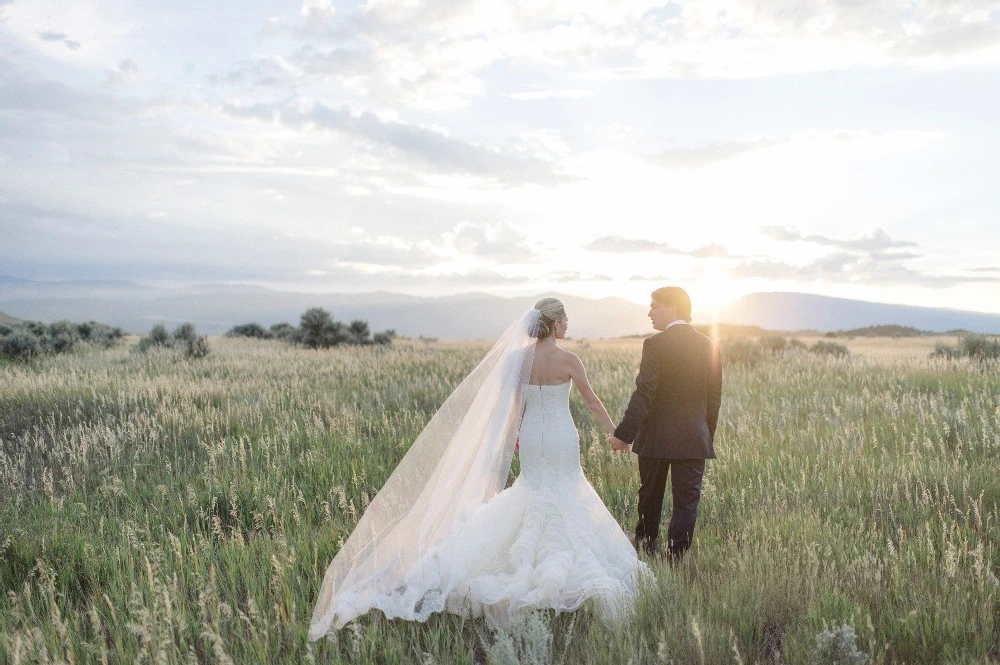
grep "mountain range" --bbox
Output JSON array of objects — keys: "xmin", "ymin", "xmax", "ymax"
[
  {"xmin": 716, "ymin": 292, "xmax": 1000, "ymax": 335},
  {"xmin": 1, "ymin": 276, "xmax": 999, "ymax": 338}
]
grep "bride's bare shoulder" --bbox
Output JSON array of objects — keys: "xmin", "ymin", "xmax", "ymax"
[{"xmin": 559, "ymin": 348, "xmax": 584, "ymax": 370}]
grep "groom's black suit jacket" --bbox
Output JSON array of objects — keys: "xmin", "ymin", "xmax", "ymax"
[{"xmin": 614, "ymin": 323, "xmax": 722, "ymax": 460}]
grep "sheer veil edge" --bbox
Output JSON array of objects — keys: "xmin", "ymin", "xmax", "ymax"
[{"xmin": 308, "ymin": 309, "xmax": 541, "ymax": 640}]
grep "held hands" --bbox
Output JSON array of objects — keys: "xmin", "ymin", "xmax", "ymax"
[{"xmin": 606, "ymin": 434, "xmax": 630, "ymax": 454}]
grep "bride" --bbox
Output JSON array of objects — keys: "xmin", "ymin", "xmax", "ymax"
[{"xmin": 309, "ymin": 298, "xmax": 651, "ymax": 639}]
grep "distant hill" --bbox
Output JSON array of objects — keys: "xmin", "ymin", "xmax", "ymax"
[
  {"xmin": 836, "ymin": 325, "xmax": 929, "ymax": 337},
  {"xmin": 718, "ymin": 292, "xmax": 1000, "ymax": 335},
  {"xmin": 3, "ymin": 278, "xmax": 999, "ymax": 338},
  {"xmin": 0, "ymin": 279, "xmax": 651, "ymax": 339},
  {"xmin": 0, "ymin": 311, "xmax": 24, "ymax": 327}
]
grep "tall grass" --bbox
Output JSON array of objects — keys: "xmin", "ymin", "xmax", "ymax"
[{"xmin": 1, "ymin": 338, "xmax": 998, "ymax": 663}]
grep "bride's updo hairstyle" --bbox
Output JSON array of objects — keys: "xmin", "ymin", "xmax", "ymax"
[{"xmin": 532, "ymin": 297, "xmax": 567, "ymax": 339}]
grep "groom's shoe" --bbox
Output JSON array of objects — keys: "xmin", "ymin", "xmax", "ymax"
[
  {"xmin": 638, "ymin": 541, "xmax": 661, "ymax": 560},
  {"xmin": 634, "ymin": 537, "xmax": 668, "ymax": 563},
  {"xmin": 667, "ymin": 539, "xmax": 691, "ymax": 566}
]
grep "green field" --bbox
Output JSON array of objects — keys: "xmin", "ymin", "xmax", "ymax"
[{"xmin": 1, "ymin": 338, "xmax": 998, "ymax": 663}]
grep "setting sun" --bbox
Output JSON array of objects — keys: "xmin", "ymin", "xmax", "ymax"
[{"xmin": 689, "ymin": 266, "xmax": 740, "ymax": 316}]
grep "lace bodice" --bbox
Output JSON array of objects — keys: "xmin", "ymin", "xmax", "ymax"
[{"xmin": 518, "ymin": 380, "xmax": 582, "ymax": 487}]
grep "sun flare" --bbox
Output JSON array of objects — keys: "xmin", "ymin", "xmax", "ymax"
[{"xmin": 690, "ymin": 271, "xmax": 740, "ymax": 318}]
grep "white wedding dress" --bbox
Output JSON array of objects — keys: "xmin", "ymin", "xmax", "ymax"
[
  {"xmin": 340, "ymin": 380, "xmax": 650, "ymax": 629},
  {"xmin": 309, "ymin": 310, "xmax": 651, "ymax": 639}
]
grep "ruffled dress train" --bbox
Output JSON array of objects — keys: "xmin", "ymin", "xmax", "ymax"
[{"xmin": 311, "ymin": 380, "xmax": 651, "ymax": 634}]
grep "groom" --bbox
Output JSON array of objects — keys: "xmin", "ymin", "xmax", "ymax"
[{"xmin": 607, "ymin": 287, "xmax": 722, "ymax": 561}]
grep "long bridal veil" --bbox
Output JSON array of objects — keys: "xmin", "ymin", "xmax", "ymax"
[{"xmin": 309, "ymin": 309, "xmax": 541, "ymax": 639}]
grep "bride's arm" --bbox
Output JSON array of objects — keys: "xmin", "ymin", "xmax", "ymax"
[{"xmin": 567, "ymin": 353, "xmax": 616, "ymax": 435}]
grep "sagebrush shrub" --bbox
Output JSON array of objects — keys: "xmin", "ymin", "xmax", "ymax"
[
  {"xmin": 269, "ymin": 323, "xmax": 297, "ymax": 341},
  {"xmin": 721, "ymin": 338, "xmax": 766, "ymax": 366},
  {"xmin": 138, "ymin": 323, "xmax": 184, "ymax": 354},
  {"xmin": 348, "ymin": 319, "xmax": 372, "ymax": 345},
  {"xmin": 44, "ymin": 330, "xmax": 77, "ymax": 353},
  {"xmin": 1, "ymin": 331, "xmax": 41, "ymax": 360},
  {"xmin": 46, "ymin": 320, "xmax": 78, "ymax": 339},
  {"xmin": 811, "ymin": 341, "xmax": 849, "ymax": 357},
  {"xmin": 185, "ymin": 336, "xmax": 210, "ymax": 359},
  {"xmin": 227, "ymin": 323, "xmax": 271, "ymax": 339},
  {"xmin": 84, "ymin": 322, "xmax": 125, "ymax": 347},
  {"xmin": 722, "ymin": 337, "xmax": 799, "ymax": 366},
  {"xmin": 173, "ymin": 323, "xmax": 197, "ymax": 344},
  {"xmin": 759, "ymin": 336, "xmax": 788, "ymax": 353},
  {"xmin": 811, "ymin": 623, "xmax": 868, "ymax": 665},
  {"xmin": 959, "ymin": 334, "xmax": 1000, "ymax": 361},
  {"xmin": 299, "ymin": 308, "xmax": 348, "ymax": 349},
  {"xmin": 931, "ymin": 343, "xmax": 962, "ymax": 360},
  {"xmin": 929, "ymin": 335, "xmax": 999, "ymax": 361},
  {"xmin": 44, "ymin": 321, "xmax": 79, "ymax": 353},
  {"xmin": 484, "ymin": 612, "xmax": 554, "ymax": 665},
  {"xmin": 149, "ymin": 324, "xmax": 170, "ymax": 346}
]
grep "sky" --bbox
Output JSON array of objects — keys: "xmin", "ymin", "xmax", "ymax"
[{"xmin": 1, "ymin": 0, "xmax": 999, "ymax": 313}]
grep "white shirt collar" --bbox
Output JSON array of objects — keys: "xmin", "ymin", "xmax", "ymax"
[{"xmin": 664, "ymin": 319, "xmax": 687, "ymax": 330}]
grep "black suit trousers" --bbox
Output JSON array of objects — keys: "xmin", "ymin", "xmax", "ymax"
[{"xmin": 634, "ymin": 456, "xmax": 705, "ymax": 558}]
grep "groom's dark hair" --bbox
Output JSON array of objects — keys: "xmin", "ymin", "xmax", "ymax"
[{"xmin": 652, "ymin": 286, "xmax": 692, "ymax": 322}]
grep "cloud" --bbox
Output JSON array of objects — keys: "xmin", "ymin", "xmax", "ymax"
[
  {"xmin": 0, "ymin": 60, "xmax": 147, "ymax": 120},
  {"xmin": 0, "ymin": 65, "xmax": 530, "ymax": 278},
  {"xmin": 328, "ymin": 238, "xmax": 439, "ymax": 269},
  {"xmin": 868, "ymin": 250, "xmax": 923, "ymax": 262},
  {"xmin": 421, "ymin": 269, "xmax": 525, "ymax": 288},
  {"xmin": 890, "ymin": 7, "xmax": 1000, "ymax": 58},
  {"xmin": 584, "ymin": 236, "xmax": 737, "ymax": 259},
  {"xmin": 431, "ymin": 221, "xmax": 538, "ymax": 262},
  {"xmin": 688, "ymin": 243, "xmax": 729, "ymax": 259},
  {"xmin": 549, "ymin": 271, "xmax": 614, "ymax": 282},
  {"xmin": 586, "ymin": 236, "xmax": 667, "ymax": 253},
  {"xmin": 0, "ymin": 185, "xmax": 539, "ymax": 290},
  {"xmin": 2, "ymin": 1, "xmax": 997, "ymax": 311},
  {"xmin": 760, "ymin": 226, "xmax": 919, "ymax": 252},
  {"xmin": 301, "ymin": 0, "xmax": 334, "ymax": 21},
  {"xmin": 0, "ymin": 61, "xmax": 220, "ymax": 176},
  {"xmin": 260, "ymin": 3, "xmax": 645, "ymax": 108},
  {"xmin": 287, "ymin": 39, "xmax": 490, "ymax": 110},
  {"xmin": 0, "ymin": 200, "xmax": 255, "ymax": 283},
  {"xmin": 600, "ymin": 0, "xmax": 1000, "ymax": 80},
  {"xmin": 644, "ymin": 130, "xmax": 949, "ymax": 171},
  {"xmin": 729, "ymin": 254, "xmax": 1000, "ymax": 288},
  {"xmin": 207, "ymin": 56, "xmax": 303, "ymax": 88},
  {"xmin": 740, "ymin": 228, "xmax": 944, "ymax": 286},
  {"xmin": 38, "ymin": 31, "xmax": 81, "ymax": 50},
  {"xmin": 223, "ymin": 100, "xmax": 563, "ymax": 186},
  {"xmin": 647, "ymin": 137, "xmax": 783, "ymax": 168},
  {"xmin": 759, "ymin": 226, "xmax": 800, "ymax": 242},
  {"xmin": 262, "ymin": 0, "xmax": 1000, "ymax": 109},
  {"xmin": 504, "ymin": 88, "xmax": 595, "ymax": 101},
  {"xmin": 105, "ymin": 58, "xmax": 139, "ymax": 84},
  {"xmin": 0, "ymin": 197, "xmax": 445, "ymax": 284},
  {"xmin": 626, "ymin": 273, "xmax": 686, "ymax": 283}
]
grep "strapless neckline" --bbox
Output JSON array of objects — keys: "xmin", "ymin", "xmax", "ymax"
[{"xmin": 525, "ymin": 379, "xmax": 571, "ymax": 388}]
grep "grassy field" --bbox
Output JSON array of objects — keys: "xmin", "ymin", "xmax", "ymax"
[
  {"xmin": 1, "ymin": 336, "xmax": 998, "ymax": 663},
  {"xmin": 793, "ymin": 335, "xmax": 960, "ymax": 360}
]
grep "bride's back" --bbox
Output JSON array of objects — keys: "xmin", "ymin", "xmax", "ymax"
[{"xmin": 528, "ymin": 343, "xmax": 574, "ymax": 386}]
